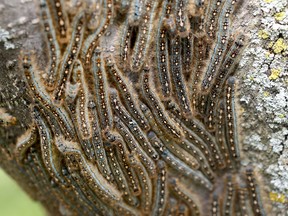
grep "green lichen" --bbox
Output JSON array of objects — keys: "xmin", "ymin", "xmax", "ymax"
[
  {"xmin": 269, "ymin": 192, "xmax": 287, "ymax": 203},
  {"xmin": 269, "ymin": 68, "xmax": 281, "ymax": 80},
  {"xmin": 272, "ymin": 38, "xmax": 287, "ymax": 54},
  {"xmin": 249, "ymin": 76, "xmax": 254, "ymax": 81},
  {"xmin": 274, "ymin": 12, "xmax": 286, "ymax": 21},
  {"xmin": 263, "ymin": 91, "xmax": 270, "ymax": 97},
  {"xmin": 258, "ymin": 30, "xmax": 269, "ymax": 39}
]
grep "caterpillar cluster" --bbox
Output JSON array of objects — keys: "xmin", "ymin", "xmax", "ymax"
[{"xmin": 15, "ymin": 0, "xmax": 268, "ymax": 215}]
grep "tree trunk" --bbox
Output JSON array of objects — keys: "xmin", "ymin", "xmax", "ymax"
[{"xmin": 0, "ymin": 0, "xmax": 287, "ymax": 215}]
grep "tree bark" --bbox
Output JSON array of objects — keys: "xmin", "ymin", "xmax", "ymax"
[{"xmin": 0, "ymin": 0, "xmax": 287, "ymax": 215}]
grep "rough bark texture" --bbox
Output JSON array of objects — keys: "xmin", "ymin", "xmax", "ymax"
[
  {"xmin": 238, "ymin": 0, "xmax": 287, "ymax": 213},
  {"xmin": 0, "ymin": 0, "xmax": 287, "ymax": 215}
]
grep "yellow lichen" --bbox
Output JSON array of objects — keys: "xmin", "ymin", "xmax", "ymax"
[
  {"xmin": 263, "ymin": 91, "xmax": 270, "ymax": 97},
  {"xmin": 258, "ymin": 30, "xmax": 269, "ymax": 39},
  {"xmin": 278, "ymin": 114, "xmax": 285, "ymax": 118},
  {"xmin": 265, "ymin": 52, "xmax": 270, "ymax": 58},
  {"xmin": 272, "ymin": 38, "xmax": 287, "ymax": 54},
  {"xmin": 269, "ymin": 192, "xmax": 287, "ymax": 203},
  {"xmin": 274, "ymin": 12, "xmax": 286, "ymax": 21},
  {"xmin": 269, "ymin": 68, "xmax": 281, "ymax": 80},
  {"xmin": 267, "ymin": 41, "xmax": 274, "ymax": 49},
  {"xmin": 264, "ymin": 0, "xmax": 274, "ymax": 3}
]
